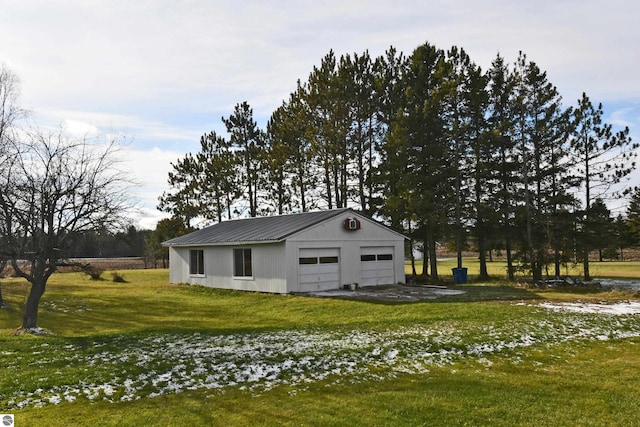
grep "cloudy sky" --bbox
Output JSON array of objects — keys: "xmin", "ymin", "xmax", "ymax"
[{"xmin": 2, "ymin": 0, "xmax": 639, "ymax": 229}]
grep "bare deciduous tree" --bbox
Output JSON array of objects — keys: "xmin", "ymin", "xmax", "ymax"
[
  {"xmin": 0, "ymin": 63, "xmax": 27, "ymax": 308},
  {"xmin": 0, "ymin": 129, "xmax": 133, "ymax": 332}
]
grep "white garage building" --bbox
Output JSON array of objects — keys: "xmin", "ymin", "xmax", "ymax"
[{"xmin": 163, "ymin": 208, "xmax": 407, "ymax": 293}]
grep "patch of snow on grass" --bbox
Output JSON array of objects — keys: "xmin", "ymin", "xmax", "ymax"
[{"xmin": 539, "ymin": 301, "xmax": 640, "ymax": 315}]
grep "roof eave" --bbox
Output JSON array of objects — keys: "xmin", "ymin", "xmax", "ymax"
[{"xmin": 163, "ymin": 239, "xmax": 284, "ymax": 247}]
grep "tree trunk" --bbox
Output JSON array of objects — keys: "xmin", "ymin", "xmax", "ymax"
[
  {"xmin": 583, "ymin": 248, "xmax": 591, "ymax": 281},
  {"xmin": 506, "ymin": 238, "xmax": 515, "ymax": 281},
  {"xmin": 532, "ymin": 250, "xmax": 543, "ymax": 282},
  {"xmin": 324, "ymin": 158, "xmax": 332, "ymax": 209},
  {"xmin": 429, "ymin": 241, "xmax": 438, "ymax": 281},
  {"xmin": 421, "ymin": 250, "xmax": 428, "ymax": 277},
  {"xmin": 409, "ymin": 238, "xmax": 417, "ymax": 277},
  {"xmin": 478, "ymin": 238, "xmax": 489, "ymax": 280},
  {"xmin": 426, "ymin": 226, "xmax": 439, "ymax": 281},
  {"xmin": 22, "ymin": 280, "xmax": 46, "ymax": 330},
  {"xmin": 0, "ymin": 284, "xmax": 5, "ymax": 308}
]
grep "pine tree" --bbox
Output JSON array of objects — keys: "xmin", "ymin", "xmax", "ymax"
[
  {"xmin": 222, "ymin": 102, "xmax": 265, "ymax": 217},
  {"xmin": 340, "ymin": 51, "xmax": 378, "ymax": 214},
  {"xmin": 571, "ymin": 92, "xmax": 638, "ymax": 279},
  {"xmin": 371, "ymin": 46, "xmax": 408, "ymax": 228},
  {"xmin": 301, "ymin": 50, "xmax": 352, "ymax": 209},
  {"xmin": 158, "ymin": 152, "xmax": 201, "ymax": 227},
  {"xmin": 196, "ymin": 131, "xmax": 238, "ymax": 222},
  {"xmin": 267, "ymin": 86, "xmax": 318, "ymax": 212},
  {"xmin": 512, "ymin": 52, "xmax": 573, "ymax": 281},
  {"xmin": 486, "ymin": 54, "xmax": 519, "ymax": 280},
  {"xmin": 393, "ymin": 42, "xmax": 452, "ymax": 280}
]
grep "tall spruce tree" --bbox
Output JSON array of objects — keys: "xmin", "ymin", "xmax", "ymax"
[
  {"xmin": 341, "ymin": 51, "xmax": 378, "ymax": 213},
  {"xmin": 265, "ymin": 101, "xmax": 296, "ymax": 214},
  {"xmin": 268, "ymin": 86, "xmax": 319, "ymax": 212},
  {"xmin": 158, "ymin": 152, "xmax": 201, "ymax": 228},
  {"xmin": 458, "ymin": 55, "xmax": 491, "ymax": 279},
  {"xmin": 222, "ymin": 102, "xmax": 264, "ymax": 217},
  {"xmin": 302, "ymin": 50, "xmax": 352, "ymax": 209},
  {"xmin": 393, "ymin": 42, "xmax": 452, "ymax": 280},
  {"xmin": 444, "ymin": 46, "xmax": 491, "ymax": 275},
  {"xmin": 512, "ymin": 52, "xmax": 572, "ymax": 280},
  {"xmin": 571, "ymin": 92, "xmax": 638, "ymax": 279},
  {"xmin": 486, "ymin": 54, "xmax": 519, "ymax": 280},
  {"xmin": 372, "ymin": 47, "xmax": 408, "ymax": 228},
  {"xmin": 196, "ymin": 131, "xmax": 238, "ymax": 222}
]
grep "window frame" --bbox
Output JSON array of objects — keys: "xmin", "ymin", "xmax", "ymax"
[
  {"xmin": 233, "ymin": 248, "xmax": 253, "ymax": 278},
  {"xmin": 189, "ymin": 249, "xmax": 205, "ymax": 276}
]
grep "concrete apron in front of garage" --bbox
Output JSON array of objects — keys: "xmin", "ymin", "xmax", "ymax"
[{"xmin": 305, "ymin": 284, "xmax": 466, "ymax": 302}]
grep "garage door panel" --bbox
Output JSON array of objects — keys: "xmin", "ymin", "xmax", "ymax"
[
  {"xmin": 360, "ymin": 247, "xmax": 395, "ymax": 286},
  {"xmin": 299, "ymin": 248, "xmax": 340, "ymax": 292}
]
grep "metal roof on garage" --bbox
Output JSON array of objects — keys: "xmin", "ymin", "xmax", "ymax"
[{"xmin": 162, "ymin": 208, "xmax": 352, "ymax": 247}]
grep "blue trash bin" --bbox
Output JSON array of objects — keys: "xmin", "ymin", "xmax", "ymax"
[{"xmin": 452, "ymin": 267, "xmax": 468, "ymax": 284}]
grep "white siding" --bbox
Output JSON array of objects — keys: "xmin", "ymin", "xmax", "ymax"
[
  {"xmin": 168, "ymin": 243, "xmax": 287, "ymax": 293},
  {"xmin": 168, "ymin": 247, "xmax": 188, "ymax": 283}
]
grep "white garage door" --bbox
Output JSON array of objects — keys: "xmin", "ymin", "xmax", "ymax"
[
  {"xmin": 360, "ymin": 247, "xmax": 395, "ymax": 286},
  {"xmin": 298, "ymin": 248, "xmax": 340, "ymax": 292}
]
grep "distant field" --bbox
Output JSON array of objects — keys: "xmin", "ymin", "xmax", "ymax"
[
  {"xmin": 406, "ymin": 258, "xmax": 640, "ymax": 280},
  {"xmin": 2, "ymin": 269, "xmax": 640, "ymax": 426}
]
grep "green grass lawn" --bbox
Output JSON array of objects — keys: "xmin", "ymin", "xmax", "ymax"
[{"xmin": 1, "ymin": 266, "xmax": 640, "ymax": 426}]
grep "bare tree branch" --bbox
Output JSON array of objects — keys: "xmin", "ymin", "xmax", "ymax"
[{"xmin": 0, "ymin": 126, "xmax": 135, "ymax": 330}]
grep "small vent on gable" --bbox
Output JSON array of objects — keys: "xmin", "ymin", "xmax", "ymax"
[{"xmin": 344, "ymin": 218, "xmax": 361, "ymax": 231}]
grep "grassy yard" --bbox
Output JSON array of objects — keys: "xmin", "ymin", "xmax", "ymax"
[{"xmin": 1, "ymin": 266, "xmax": 640, "ymax": 426}]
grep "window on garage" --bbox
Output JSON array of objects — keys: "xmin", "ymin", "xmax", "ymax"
[
  {"xmin": 189, "ymin": 249, "xmax": 204, "ymax": 275},
  {"xmin": 299, "ymin": 257, "xmax": 318, "ymax": 265},
  {"xmin": 361, "ymin": 254, "xmax": 392, "ymax": 261},
  {"xmin": 319, "ymin": 256, "xmax": 338, "ymax": 264},
  {"xmin": 234, "ymin": 248, "xmax": 252, "ymax": 277}
]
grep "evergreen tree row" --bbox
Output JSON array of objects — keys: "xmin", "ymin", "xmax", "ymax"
[{"xmin": 158, "ymin": 41, "xmax": 639, "ymax": 281}]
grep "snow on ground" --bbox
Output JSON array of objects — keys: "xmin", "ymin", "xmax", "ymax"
[
  {"xmin": 3, "ymin": 300, "xmax": 640, "ymax": 411},
  {"xmin": 538, "ymin": 301, "xmax": 640, "ymax": 315},
  {"xmin": 597, "ymin": 278, "xmax": 640, "ymax": 290}
]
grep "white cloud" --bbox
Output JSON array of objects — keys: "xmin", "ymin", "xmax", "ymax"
[
  {"xmin": 62, "ymin": 119, "xmax": 99, "ymax": 138},
  {"xmin": 128, "ymin": 207, "xmax": 171, "ymax": 231}
]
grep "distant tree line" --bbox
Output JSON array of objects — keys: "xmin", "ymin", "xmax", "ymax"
[
  {"xmin": 159, "ymin": 41, "xmax": 639, "ymax": 282},
  {"xmin": 63, "ymin": 226, "xmax": 148, "ymax": 259}
]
